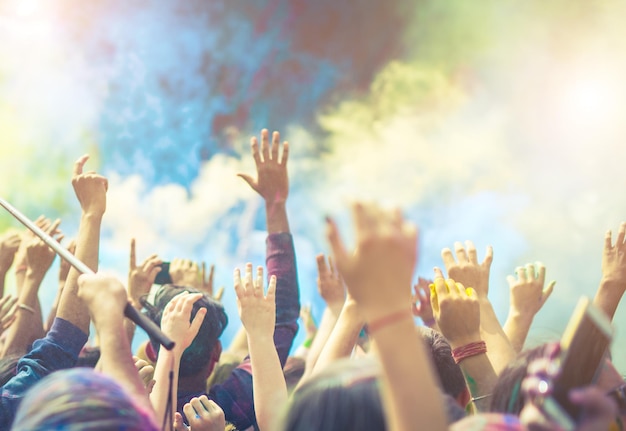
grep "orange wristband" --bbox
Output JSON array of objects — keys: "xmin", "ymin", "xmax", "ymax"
[{"xmin": 367, "ymin": 309, "xmax": 413, "ymax": 334}]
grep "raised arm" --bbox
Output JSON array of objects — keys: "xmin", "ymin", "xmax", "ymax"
[
  {"xmin": 412, "ymin": 276, "xmax": 440, "ymax": 331},
  {"xmin": 57, "ymin": 155, "xmax": 107, "ymax": 334},
  {"xmin": 327, "ymin": 203, "xmax": 447, "ymax": 431},
  {"xmin": 150, "ymin": 291, "xmax": 206, "ymax": 427},
  {"xmin": 45, "ymin": 240, "xmax": 75, "ymax": 333},
  {"xmin": 430, "ymin": 268, "xmax": 497, "ymax": 412},
  {"xmin": 593, "ymin": 222, "xmax": 626, "ymax": 321},
  {"xmin": 441, "ymin": 241, "xmax": 515, "ymax": 374},
  {"xmin": 77, "ymin": 273, "xmax": 157, "ymax": 421},
  {"xmin": 234, "ymin": 263, "xmax": 286, "ymax": 431},
  {"xmin": 238, "ymin": 129, "xmax": 289, "ymax": 234},
  {"xmin": 503, "ymin": 263, "xmax": 555, "ymax": 353},
  {"xmin": 2, "ymin": 221, "xmax": 63, "ymax": 357}
]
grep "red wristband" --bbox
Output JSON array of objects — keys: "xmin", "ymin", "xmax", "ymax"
[
  {"xmin": 367, "ymin": 309, "xmax": 413, "ymax": 334},
  {"xmin": 452, "ymin": 341, "xmax": 487, "ymax": 364}
]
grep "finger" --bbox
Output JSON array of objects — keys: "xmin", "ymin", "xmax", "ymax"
[
  {"xmin": 353, "ymin": 202, "xmax": 374, "ymax": 242},
  {"xmin": 446, "ymin": 278, "xmax": 459, "ymax": 296},
  {"xmin": 542, "ymin": 281, "xmax": 556, "ymax": 303},
  {"xmin": 207, "ymin": 264, "xmax": 215, "ymax": 288},
  {"xmin": 198, "ymin": 394, "xmax": 212, "ymax": 412},
  {"xmin": 271, "ymin": 131, "xmax": 280, "ymax": 161},
  {"xmin": 454, "ymin": 241, "xmax": 469, "ymax": 263},
  {"xmin": 244, "ymin": 262, "xmax": 253, "ymax": 290},
  {"xmin": 326, "ymin": 216, "xmax": 350, "ymax": 276},
  {"xmin": 536, "ymin": 262, "xmax": 546, "ymax": 285},
  {"xmin": 214, "ymin": 286, "xmax": 225, "ymax": 302},
  {"xmin": 267, "ymin": 275, "xmax": 277, "ymax": 299},
  {"xmin": 434, "ymin": 275, "xmax": 448, "ymax": 298},
  {"xmin": 250, "ymin": 135, "xmax": 262, "ymax": 166},
  {"xmin": 525, "ymin": 263, "xmax": 536, "ymax": 281},
  {"xmin": 617, "ymin": 222, "xmax": 626, "ymax": 247},
  {"xmin": 173, "ymin": 412, "xmax": 189, "ymax": 431},
  {"xmin": 482, "ymin": 245, "xmax": 494, "ymax": 267},
  {"xmin": 506, "ymin": 275, "xmax": 516, "ymax": 287},
  {"xmin": 0, "ymin": 297, "xmax": 18, "ymax": 315},
  {"xmin": 605, "ymin": 229, "xmax": 613, "ymax": 250},
  {"xmin": 236, "ymin": 173, "xmax": 258, "ymax": 192},
  {"xmin": 255, "ymin": 266, "xmax": 264, "ymax": 296},
  {"xmin": 316, "ymin": 254, "xmax": 329, "ymax": 278},
  {"xmin": 280, "ymin": 141, "xmax": 289, "ymax": 166},
  {"xmin": 433, "ymin": 266, "xmax": 445, "ymax": 280},
  {"xmin": 327, "ymin": 255, "xmax": 336, "ymax": 277},
  {"xmin": 0, "ymin": 294, "xmax": 13, "ymax": 310},
  {"xmin": 189, "ymin": 307, "xmax": 207, "ymax": 335},
  {"xmin": 463, "ymin": 241, "xmax": 477, "ymax": 265},
  {"xmin": 516, "ymin": 266, "xmax": 527, "ymax": 283},
  {"xmin": 46, "ymin": 218, "xmax": 61, "ymax": 235},
  {"xmin": 233, "ymin": 268, "xmax": 244, "ymax": 298},
  {"xmin": 183, "ymin": 402, "xmax": 198, "ymax": 423},
  {"xmin": 441, "ymin": 248, "xmax": 456, "ymax": 269},
  {"xmin": 129, "ymin": 238, "xmax": 136, "ymax": 269},
  {"xmin": 73, "ymin": 154, "xmax": 89, "ymax": 177},
  {"xmin": 455, "ymin": 281, "xmax": 466, "ymax": 296},
  {"xmin": 260, "ymin": 129, "xmax": 270, "ymax": 163}
]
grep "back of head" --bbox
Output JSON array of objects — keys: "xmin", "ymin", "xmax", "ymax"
[
  {"xmin": 418, "ymin": 327, "xmax": 467, "ymax": 400},
  {"xmin": 281, "ymin": 357, "xmax": 386, "ymax": 431},
  {"xmin": 144, "ymin": 284, "xmax": 228, "ymax": 377},
  {"xmin": 12, "ymin": 368, "xmax": 158, "ymax": 431},
  {"xmin": 490, "ymin": 344, "xmax": 548, "ymax": 415}
]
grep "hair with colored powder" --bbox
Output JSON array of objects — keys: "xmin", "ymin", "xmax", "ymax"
[{"xmin": 12, "ymin": 368, "xmax": 158, "ymax": 430}]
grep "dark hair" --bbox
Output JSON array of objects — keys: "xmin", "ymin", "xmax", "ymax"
[
  {"xmin": 283, "ymin": 356, "xmax": 306, "ymax": 394},
  {"xmin": 143, "ymin": 284, "xmax": 228, "ymax": 378},
  {"xmin": 281, "ymin": 357, "xmax": 385, "ymax": 431},
  {"xmin": 418, "ymin": 327, "xmax": 467, "ymax": 399},
  {"xmin": 12, "ymin": 368, "xmax": 158, "ymax": 430},
  {"xmin": 76, "ymin": 346, "xmax": 101, "ymax": 368},
  {"xmin": 490, "ymin": 344, "xmax": 548, "ymax": 414}
]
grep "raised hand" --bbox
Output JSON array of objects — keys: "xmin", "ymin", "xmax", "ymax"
[
  {"xmin": 237, "ymin": 129, "xmax": 289, "ymax": 205},
  {"xmin": 173, "ymin": 396, "xmax": 225, "ymax": 431},
  {"xmin": 316, "ymin": 254, "xmax": 346, "ymax": 310},
  {"xmin": 72, "ymin": 154, "xmax": 108, "ymax": 217},
  {"xmin": 77, "ymin": 273, "xmax": 128, "ymax": 325},
  {"xmin": 133, "ymin": 356, "xmax": 156, "ymax": 394},
  {"xmin": 234, "ymin": 263, "xmax": 276, "ymax": 340},
  {"xmin": 170, "ymin": 258, "xmax": 201, "ymax": 289},
  {"xmin": 160, "ymin": 291, "xmax": 207, "ymax": 355},
  {"xmin": 14, "ymin": 216, "xmax": 53, "ymax": 276},
  {"xmin": 128, "ymin": 238, "xmax": 162, "ymax": 309},
  {"xmin": 326, "ymin": 203, "xmax": 417, "ymax": 321},
  {"xmin": 441, "ymin": 241, "xmax": 493, "ymax": 298},
  {"xmin": 507, "ymin": 263, "xmax": 555, "ymax": 319},
  {"xmin": 199, "ymin": 262, "xmax": 224, "ymax": 302},
  {"xmin": 430, "ymin": 269, "xmax": 480, "ymax": 348},
  {"xmin": 25, "ymin": 219, "xmax": 63, "ymax": 278},
  {"xmin": 594, "ymin": 222, "xmax": 626, "ymax": 321},
  {"xmin": 300, "ymin": 304, "xmax": 317, "ymax": 341},
  {"xmin": 412, "ymin": 276, "xmax": 437, "ymax": 328},
  {"xmin": 0, "ymin": 230, "xmax": 21, "ymax": 273}
]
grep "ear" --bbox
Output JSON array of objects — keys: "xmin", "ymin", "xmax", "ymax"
[
  {"xmin": 204, "ymin": 340, "xmax": 223, "ymax": 378},
  {"xmin": 457, "ymin": 386, "xmax": 472, "ymax": 409}
]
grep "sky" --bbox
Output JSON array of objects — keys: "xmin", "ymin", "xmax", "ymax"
[{"xmin": 1, "ymin": 0, "xmax": 626, "ymax": 367}]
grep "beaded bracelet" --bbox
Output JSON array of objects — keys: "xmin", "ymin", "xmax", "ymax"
[{"xmin": 451, "ymin": 340, "xmax": 487, "ymax": 364}]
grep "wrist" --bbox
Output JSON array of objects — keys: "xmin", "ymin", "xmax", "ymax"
[
  {"xmin": 506, "ymin": 308, "xmax": 534, "ymax": 325},
  {"xmin": 451, "ymin": 340, "xmax": 487, "ymax": 364},
  {"xmin": 448, "ymin": 334, "xmax": 482, "ymax": 350},
  {"xmin": 598, "ymin": 277, "xmax": 626, "ymax": 295}
]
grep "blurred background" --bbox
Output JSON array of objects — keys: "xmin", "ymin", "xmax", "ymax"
[{"xmin": 1, "ymin": 0, "xmax": 626, "ymax": 366}]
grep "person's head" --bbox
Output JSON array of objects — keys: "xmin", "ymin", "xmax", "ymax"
[
  {"xmin": 12, "ymin": 368, "xmax": 158, "ymax": 430},
  {"xmin": 490, "ymin": 344, "xmax": 548, "ymax": 415},
  {"xmin": 283, "ymin": 356, "xmax": 306, "ymax": 394},
  {"xmin": 280, "ymin": 357, "xmax": 385, "ymax": 431},
  {"xmin": 144, "ymin": 284, "xmax": 228, "ymax": 379},
  {"xmin": 418, "ymin": 327, "xmax": 470, "ymax": 407}
]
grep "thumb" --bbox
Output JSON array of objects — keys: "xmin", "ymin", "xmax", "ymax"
[
  {"xmin": 173, "ymin": 412, "xmax": 189, "ymax": 431},
  {"xmin": 237, "ymin": 173, "xmax": 258, "ymax": 191},
  {"xmin": 541, "ymin": 281, "xmax": 556, "ymax": 303},
  {"xmin": 189, "ymin": 307, "xmax": 207, "ymax": 336}
]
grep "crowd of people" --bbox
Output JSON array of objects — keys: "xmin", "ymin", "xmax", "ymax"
[{"xmin": 0, "ymin": 128, "xmax": 624, "ymax": 430}]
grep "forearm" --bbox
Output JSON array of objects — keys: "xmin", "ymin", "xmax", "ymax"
[
  {"xmin": 58, "ymin": 213, "xmax": 102, "ymax": 334},
  {"xmin": 478, "ymin": 298, "xmax": 516, "ymax": 374},
  {"xmin": 248, "ymin": 334, "xmax": 288, "ymax": 431},
  {"xmin": 2, "ymin": 271, "xmax": 45, "ymax": 357},
  {"xmin": 150, "ymin": 349, "xmax": 180, "ymax": 426},
  {"xmin": 45, "ymin": 283, "xmax": 64, "ymax": 333},
  {"xmin": 300, "ymin": 305, "xmax": 341, "ymax": 385},
  {"xmin": 99, "ymin": 320, "xmax": 155, "ymax": 416},
  {"xmin": 593, "ymin": 279, "xmax": 626, "ymax": 321},
  {"xmin": 312, "ymin": 302, "xmax": 364, "ymax": 375},
  {"xmin": 503, "ymin": 311, "xmax": 534, "ymax": 354},
  {"xmin": 265, "ymin": 201, "xmax": 289, "ymax": 234},
  {"xmin": 371, "ymin": 313, "xmax": 447, "ymax": 431},
  {"xmin": 455, "ymin": 352, "xmax": 498, "ymax": 412}
]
